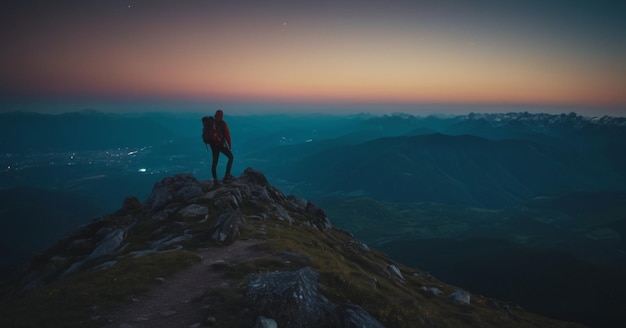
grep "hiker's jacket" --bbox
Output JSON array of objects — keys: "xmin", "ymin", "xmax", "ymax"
[{"xmin": 214, "ymin": 110, "xmax": 232, "ymax": 149}]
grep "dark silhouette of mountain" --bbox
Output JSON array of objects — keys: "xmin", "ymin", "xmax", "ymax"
[
  {"xmin": 0, "ymin": 169, "xmax": 583, "ymax": 328},
  {"xmin": 381, "ymin": 238, "xmax": 626, "ymax": 328},
  {"xmin": 273, "ymin": 133, "xmax": 626, "ymax": 207},
  {"xmin": 0, "ymin": 187, "xmax": 103, "ymax": 278}
]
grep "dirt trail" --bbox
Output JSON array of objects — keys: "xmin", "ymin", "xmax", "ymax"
[{"xmin": 103, "ymin": 239, "xmax": 267, "ymax": 328}]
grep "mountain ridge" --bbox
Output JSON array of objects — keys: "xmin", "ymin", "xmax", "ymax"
[{"xmin": 0, "ymin": 168, "xmax": 584, "ymax": 328}]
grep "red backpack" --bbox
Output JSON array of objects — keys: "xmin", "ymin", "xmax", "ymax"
[{"xmin": 202, "ymin": 116, "xmax": 224, "ymax": 146}]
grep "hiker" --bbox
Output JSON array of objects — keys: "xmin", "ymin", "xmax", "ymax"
[{"xmin": 202, "ymin": 109, "xmax": 234, "ymax": 185}]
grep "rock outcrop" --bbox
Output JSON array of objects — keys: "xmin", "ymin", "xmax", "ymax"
[{"xmin": 12, "ymin": 168, "xmax": 331, "ymax": 289}]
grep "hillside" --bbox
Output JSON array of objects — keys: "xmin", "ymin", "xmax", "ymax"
[
  {"xmin": 0, "ymin": 169, "xmax": 584, "ymax": 328},
  {"xmin": 268, "ymin": 133, "xmax": 625, "ymax": 207}
]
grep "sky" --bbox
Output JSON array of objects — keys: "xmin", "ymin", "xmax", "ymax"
[{"xmin": 1, "ymin": 0, "xmax": 625, "ymax": 116}]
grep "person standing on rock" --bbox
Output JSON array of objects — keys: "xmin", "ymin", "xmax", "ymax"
[{"xmin": 202, "ymin": 109, "xmax": 234, "ymax": 186}]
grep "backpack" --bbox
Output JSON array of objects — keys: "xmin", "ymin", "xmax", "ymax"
[{"xmin": 202, "ymin": 116, "xmax": 224, "ymax": 146}]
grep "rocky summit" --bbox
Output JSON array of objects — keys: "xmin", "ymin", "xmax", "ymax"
[{"xmin": 0, "ymin": 168, "xmax": 584, "ymax": 328}]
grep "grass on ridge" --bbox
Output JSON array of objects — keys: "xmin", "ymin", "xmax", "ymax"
[{"xmin": 0, "ymin": 250, "xmax": 200, "ymax": 328}]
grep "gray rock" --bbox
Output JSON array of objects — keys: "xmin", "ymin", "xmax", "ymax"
[
  {"xmin": 274, "ymin": 204, "xmax": 295, "ymax": 223},
  {"xmin": 96, "ymin": 227, "xmax": 114, "ymax": 239},
  {"xmin": 62, "ymin": 227, "xmax": 129, "ymax": 277},
  {"xmin": 287, "ymin": 195, "xmax": 308, "ymax": 209},
  {"xmin": 344, "ymin": 241, "xmax": 369, "ymax": 254},
  {"xmin": 388, "ymin": 263, "xmax": 404, "ymax": 280},
  {"xmin": 339, "ymin": 304, "xmax": 385, "ymax": 328},
  {"xmin": 253, "ymin": 316, "xmax": 278, "ymax": 328},
  {"xmin": 239, "ymin": 167, "xmax": 270, "ymax": 186},
  {"xmin": 250, "ymin": 184, "xmax": 271, "ymax": 202},
  {"xmin": 213, "ymin": 189, "xmax": 243, "ymax": 212},
  {"xmin": 210, "ymin": 259, "xmax": 230, "ymax": 270},
  {"xmin": 245, "ymin": 267, "xmax": 337, "ymax": 328},
  {"xmin": 420, "ymin": 286, "xmax": 443, "ymax": 296},
  {"xmin": 277, "ymin": 252, "xmax": 313, "ymax": 267},
  {"xmin": 448, "ymin": 290, "xmax": 471, "ymax": 305},
  {"xmin": 151, "ymin": 202, "xmax": 180, "ymax": 221},
  {"xmin": 66, "ymin": 238, "xmax": 91, "ymax": 251},
  {"xmin": 91, "ymin": 260, "xmax": 117, "ymax": 271},
  {"xmin": 209, "ymin": 210, "xmax": 248, "ymax": 242},
  {"xmin": 305, "ymin": 201, "xmax": 332, "ymax": 230},
  {"xmin": 178, "ymin": 204, "xmax": 208, "ymax": 218},
  {"xmin": 143, "ymin": 174, "xmax": 204, "ymax": 214},
  {"xmin": 149, "ymin": 234, "xmax": 188, "ymax": 250},
  {"xmin": 86, "ymin": 228, "xmax": 126, "ymax": 261}
]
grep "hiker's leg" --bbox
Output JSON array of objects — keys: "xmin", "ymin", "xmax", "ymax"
[
  {"xmin": 210, "ymin": 145, "xmax": 219, "ymax": 180},
  {"xmin": 222, "ymin": 147, "xmax": 234, "ymax": 177}
]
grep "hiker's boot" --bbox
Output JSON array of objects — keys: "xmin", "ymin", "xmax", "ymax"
[
  {"xmin": 223, "ymin": 174, "xmax": 235, "ymax": 182},
  {"xmin": 213, "ymin": 179, "xmax": 221, "ymax": 187}
]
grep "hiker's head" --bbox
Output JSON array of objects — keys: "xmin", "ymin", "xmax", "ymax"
[{"xmin": 215, "ymin": 109, "xmax": 224, "ymax": 121}]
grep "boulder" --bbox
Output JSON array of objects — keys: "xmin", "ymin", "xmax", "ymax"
[
  {"xmin": 388, "ymin": 263, "xmax": 404, "ymax": 280},
  {"xmin": 239, "ymin": 167, "xmax": 270, "ymax": 186},
  {"xmin": 305, "ymin": 201, "xmax": 332, "ymax": 230},
  {"xmin": 244, "ymin": 267, "xmax": 337, "ymax": 328},
  {"xmin": 178, "ymin": 204, "xmax": 208, "ymax": 219},
  {"xmin": 338, "ymin": 304, "xmax": 385, "ymax": 328},
  {"xmin": 86, "ymin": 228, "xmax": 127, "ymax": 261},
  {"xmin": 448, "ymin": 290, "xmax": 471, "ymax": 305},
  {"xmin": 253, "ymin": 316, "xmax": 278, "ymax": 328},
  {"xmin": 209, "ymin": 210, "xmax": 249, "ymax": 243},
  {"xmin": 143, "ymin": 174, "xmax": 204, "ymax": 214},
  {"xmin": 60, "ymin": 228, "xmax": 129, "ymax": 278}
]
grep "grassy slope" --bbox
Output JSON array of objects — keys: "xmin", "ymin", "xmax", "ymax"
[{"xmin": 320, "ymin": 193, "xmax": 626, "ymax": 327}]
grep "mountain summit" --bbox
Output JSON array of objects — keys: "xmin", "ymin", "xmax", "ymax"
[{"xmin": 1, "ymin": 168, "xmax": 584, "ymax": 327}]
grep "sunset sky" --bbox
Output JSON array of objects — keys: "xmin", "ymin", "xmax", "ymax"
[{"xmin": 1, "ymin": 0, "xmax": 625, "ymax": 115}]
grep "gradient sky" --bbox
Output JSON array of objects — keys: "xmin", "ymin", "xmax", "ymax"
[{"xmin": 1, "ymin": 0, "xmax": 625, "ymax": 115}]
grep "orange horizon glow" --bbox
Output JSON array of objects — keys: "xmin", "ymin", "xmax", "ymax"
[{"xmin": 1, "ymin": 1, "xmax": 625, "ymax": 112}]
